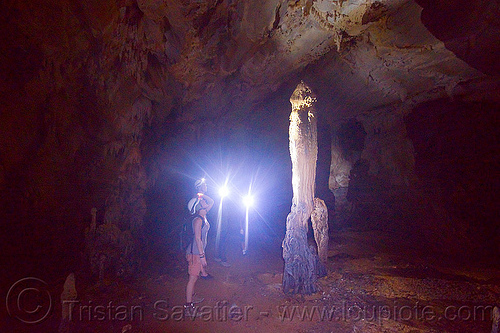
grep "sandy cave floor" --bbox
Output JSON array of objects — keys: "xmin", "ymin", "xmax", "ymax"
[
  {"xmin": 67, "ymin": 228, "xmax": 500, "ymax": 333},
  {"xmin": 5, "ymin": 228, "xmax": 500, "ymax": 333}
]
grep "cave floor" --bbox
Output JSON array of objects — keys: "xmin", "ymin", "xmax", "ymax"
[
  {"xmin": 65, "ymin": 228, "xmax": 499, "ymax": 333},
  {"xmin": 10, "ymin": 228, "xmax": 497, "ymax": 333}
]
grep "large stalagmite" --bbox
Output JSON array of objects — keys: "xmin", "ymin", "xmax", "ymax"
[{"xmin": 282, "ymin": 81, "xmax": 327, "ymax": 294}]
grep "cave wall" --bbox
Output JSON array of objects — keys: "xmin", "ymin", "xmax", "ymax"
[
  {"xmin": 359, "ymin": 107, "xmax": 416, "ymax": 187},
  {"xmin": 0, "ymin": 0, "xmax": 175, "ymax": 279},
  {"xmin": 328, "ymin": 90, "xmax": 499, "ymax": 259},
  {"xmin": 328, "ymin": 106, "xmax": 417, "ymax": 227},
  {"xmin": 405, "ymin": 97, "xmax": 500, "ymax": 259}
]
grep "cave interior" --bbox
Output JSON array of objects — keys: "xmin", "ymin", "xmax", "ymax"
[{"xmin": 1, "ymin": 0, "xmax": 499, "ymax": 332}]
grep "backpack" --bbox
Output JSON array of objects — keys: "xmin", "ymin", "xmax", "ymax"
[{"xmin": 179, "ymin": 213, "xmax": 203, "ymax": 253}]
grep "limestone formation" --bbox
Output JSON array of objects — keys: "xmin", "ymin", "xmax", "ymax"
[
  {"xmin": 311, "ymin": 197, "xmax": 329, "ymax": 266},
  {"xmin": 328, "ymin": 108, "xmax": 418, "ymax": 227},
  {"xmin": 329, "ymin": 132, "xmax": 354, "ymax": 227},
  {"xmin": 283, "ymin": 82, "xmax": 327, "ymax": 294},
  {"xmin": 84, "ymin": 96, "xmax": 151, "ymax": 279},
  {"xmin": 492, "ymin": 306, "xmax": 500, "ymax": 333},
  {"xmin": 59, "ymin": 273, "xmax": 77, "ymax": 333}
]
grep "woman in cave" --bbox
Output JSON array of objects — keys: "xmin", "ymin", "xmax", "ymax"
[{"xmin": 184, "ymin": 180, "xmax": 214, "ymax": 316}]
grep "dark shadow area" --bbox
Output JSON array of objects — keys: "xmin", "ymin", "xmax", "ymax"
[{"xmin": 405, "ymin": 98, "xmax": 499, "ymax": 264}]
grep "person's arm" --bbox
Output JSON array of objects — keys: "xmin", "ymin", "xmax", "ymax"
[
  {"xmin": 193, "ymin": 217, "xmax": 207, "ymax": 267},
  {"xmin": 201, "ymin": 194, "xmax": 214, "ymax": 212}
]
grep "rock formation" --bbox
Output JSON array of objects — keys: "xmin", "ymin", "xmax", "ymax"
[{"xmin": 283, "ymin": 81, "xmax": 326, "ymax": 294}]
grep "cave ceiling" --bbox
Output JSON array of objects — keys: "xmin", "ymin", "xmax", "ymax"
[{"xmin": 2, "ymin": 0, "xmax": 498, "ymax": 127}]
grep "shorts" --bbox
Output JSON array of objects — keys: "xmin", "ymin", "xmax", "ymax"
[{"xmin": 186, "ymin": 254, "xmax": 202, "ymax": 276}]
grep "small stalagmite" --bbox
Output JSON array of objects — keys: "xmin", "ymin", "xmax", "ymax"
[
  {"xmin": 59, "ymin": 273, "xmax": 77, "ymax": 333},
  {"xmin": 492, "ymin": 306, "xmax": 500, "ymax": 333}
]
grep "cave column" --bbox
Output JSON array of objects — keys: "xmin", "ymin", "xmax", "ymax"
[{"xmin": 282, "ymin": 81, "xmax": 325, "ymax": 294}]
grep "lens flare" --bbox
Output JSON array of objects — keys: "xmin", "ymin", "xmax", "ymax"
[
  {"xmin": 243, "ymin": 195, "xmax": 254, "ymax": 208},
  {"xmin": 218, "ymin": 186, "xmax": 230, "ymax": 198}
]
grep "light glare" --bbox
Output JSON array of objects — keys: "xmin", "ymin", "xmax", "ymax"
[
  {"xmin": 243, "ymin": 195, "xmax": 254, "ymax": 207},
  {"xmin": 219, "ymin": 186, "xmax": 230, "ymax": 198}
]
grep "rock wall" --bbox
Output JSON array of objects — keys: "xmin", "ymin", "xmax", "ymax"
[
  {"xmin": 328, "ymin": 89, "xmax": 499, "ymax": 259},
  {"xmin": 405, "ymin": 96, "xmax": 500, "ymax": 259},
  {"xmin": 328, "ymin": 108, "xmax": 416, "ymax": 226},
  {"xmin": 358, "ymin": 107, "xmax": 416, "ymax": 187},
  {"xmin": 416, "ymin": 0, "xmax": 500, "ymax": 76}
]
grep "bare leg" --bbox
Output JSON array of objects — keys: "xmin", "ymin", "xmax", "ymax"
[{"xmin": 186, "ymin": 274, "xmax": 198, "ymax": 303}]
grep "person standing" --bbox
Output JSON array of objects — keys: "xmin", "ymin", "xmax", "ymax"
[
  {"xmin": 193, "ymin": 178, "xmax": 214, "ymax": 279},
  {"xmin": 184, "ymin": 179, "xmax": 214, "ymax": 316},
  {"xmin": 214, "ymin": 198, "xmax": 232, "ymax": 267}
]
